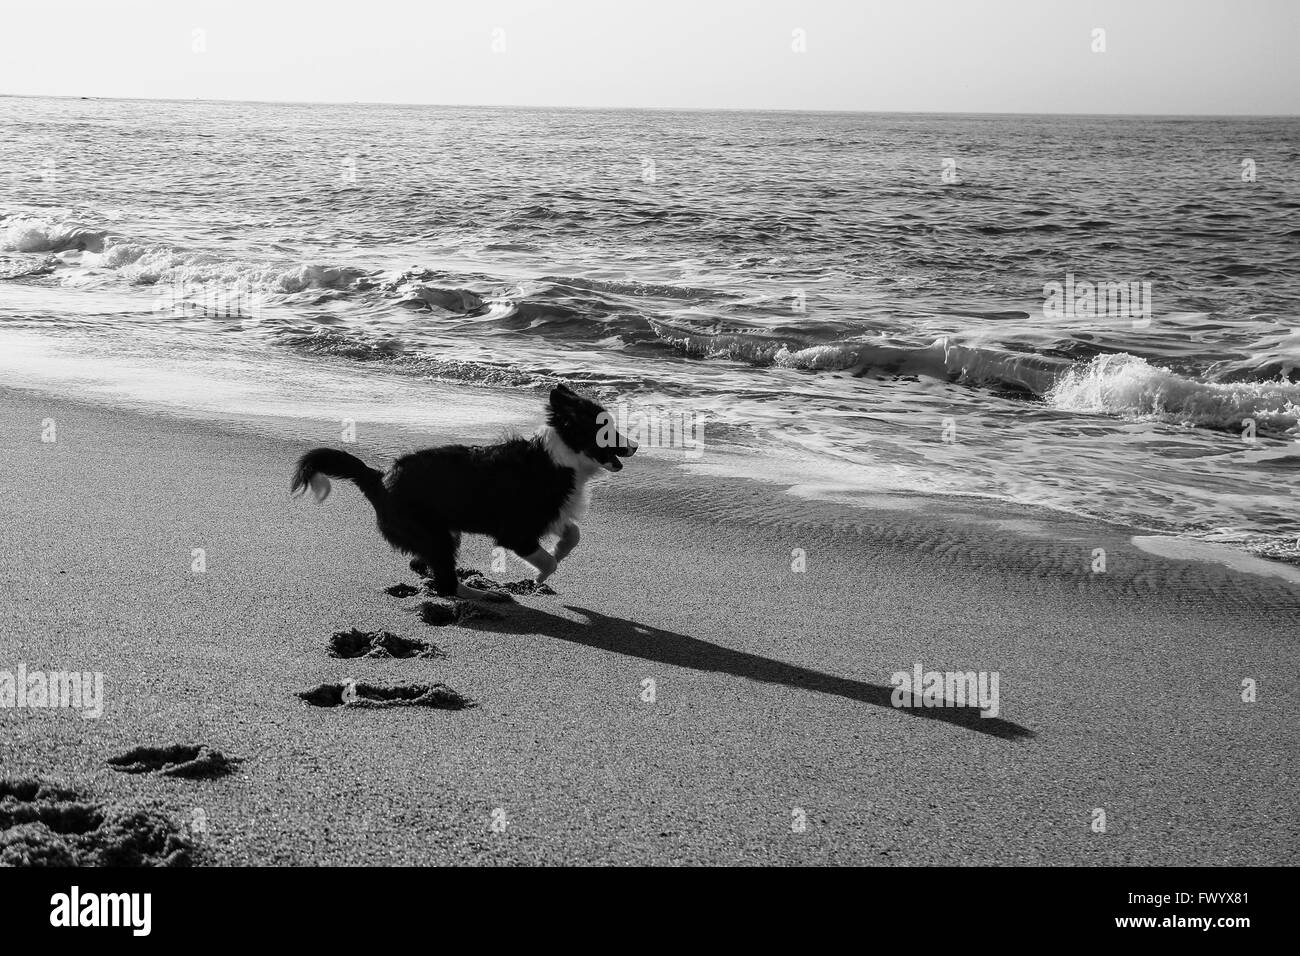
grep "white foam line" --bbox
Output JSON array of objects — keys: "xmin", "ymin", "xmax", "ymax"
[{"xmin": 1131, "ymin": 535, "xmax": 1300, "ymax": 586}]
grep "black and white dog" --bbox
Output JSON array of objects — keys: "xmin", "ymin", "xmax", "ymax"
[{"xmin": 291, "ymin": 384, "xmax": 635, "ymax": 600}]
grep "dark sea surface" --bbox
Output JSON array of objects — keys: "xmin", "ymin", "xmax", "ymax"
[{"xmin": 2, "ymin": 97, "xmax": 1298, "ymax": 560}]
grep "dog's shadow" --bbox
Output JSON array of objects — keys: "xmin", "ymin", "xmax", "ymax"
[{"xmin": 457, "ymin": 601, "xmax": 1034, "ymax": 740}]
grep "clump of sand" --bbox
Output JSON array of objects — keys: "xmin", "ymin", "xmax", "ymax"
[
  {"xmin": 0, "ymin": 778, "xmax": 192, "ymax": 867},
  {"xmin": 328, "ymin": 628, "xmax": 443, "ymax": 659},
  {"xmin": 418, "ymin": 599, "xmax": 504, "ymax": 626},
  {"xmin": 297, "ymin": 681, "xmax": 473, "ymax": 710},
  {"xmin": 453, "ymin": 567, "xmax": 557, "ymax": 596},
  {"xmin": 107, "ymin": 744, "xmax": 237, "ymax": 779}
]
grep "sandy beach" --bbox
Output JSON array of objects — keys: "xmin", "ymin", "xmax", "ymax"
[{"xmin": 0, "ymin": 383, "xmax": 1294, "ymax": 865}]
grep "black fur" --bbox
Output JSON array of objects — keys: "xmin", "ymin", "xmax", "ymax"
[
  {"xmin": 290, "ymin": 448, "xmax": 384, "ymax": 503},
  {"xmin": 291, "ymin": 384, "xmax": 634, "ymax": 597}
]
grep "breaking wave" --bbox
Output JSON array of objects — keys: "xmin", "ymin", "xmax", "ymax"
[
  {"xmin": 1046, "ymin": 353, "xmax": 1300, "ymax": 434},
  {"xmin": 0, "ymin": 215, "xmax": 107, "ymax": 254}
]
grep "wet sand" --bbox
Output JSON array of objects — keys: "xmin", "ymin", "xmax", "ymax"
[{"xmin": 0, "ymin": 386, "xmax": 1295, "ymax": 865}]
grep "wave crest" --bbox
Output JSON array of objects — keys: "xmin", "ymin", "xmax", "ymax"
[
  {"xmin": 85, "ymin": 242, "xmax": 370, "ymax": 292},
  {"xmin": 0, "ymin": 216, "xmax": 107, "ymax": 254},
  {"xmin": 1046, "ymin": 353, "xmax": 1300, "ymax": 433},
  {"xmin": 651, "ymin": 319, "xmax": 1062, "ymax": 392}
]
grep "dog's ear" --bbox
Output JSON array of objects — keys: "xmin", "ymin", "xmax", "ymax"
[{"xmin": 549, "ymin": 384, "xmax": 578, "ymax": 408}]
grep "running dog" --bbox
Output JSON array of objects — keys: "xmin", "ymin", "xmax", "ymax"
[{"xmin": 290, "ymin": 384, "xmax": 635, "ymax": 600}]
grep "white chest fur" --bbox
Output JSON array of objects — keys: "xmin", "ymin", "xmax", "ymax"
[{"xmin": 539, "ymin": 426, "xmax": 599, "ymax": 536}]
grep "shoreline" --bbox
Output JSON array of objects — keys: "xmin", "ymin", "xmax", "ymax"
[
  {"xmin": 1, "ymin": 376, "xmax": 1295, "ymax": 641},
  {"xmin": 1, "ymin": 327, "xmax": 1296, "ymax": 581},
  {"xmin": 1, "ymin": 384, "xmax": 1296, "ymax": 865}
]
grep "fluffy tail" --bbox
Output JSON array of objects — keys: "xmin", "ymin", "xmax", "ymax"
[{"xmin": 291, "ymin": 448, "xmax": 385, "ymax": 506}]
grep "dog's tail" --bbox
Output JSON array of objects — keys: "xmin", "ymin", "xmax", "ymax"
[{"xmin": 291, "ymin": 448, "xmax": 385, "ymax": 507}]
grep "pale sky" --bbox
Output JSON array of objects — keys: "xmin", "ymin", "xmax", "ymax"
[{"xmin": 0, "ymin": 0, "xmax": 1295, "ymax": 114}]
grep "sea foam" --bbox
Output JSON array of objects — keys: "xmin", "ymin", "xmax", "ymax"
[{"xmin": 1045, "ymin": 352, "xmax": 1300, "ymax": 434}]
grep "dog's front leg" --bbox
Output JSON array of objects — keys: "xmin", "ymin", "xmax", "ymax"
[
  {"xmin": 553, "ymin": 523, "xmax": 580, "ymax": 563},
  {"xmin": 520, "ymin": 546, "xmax": 558, "ymax": 584}
]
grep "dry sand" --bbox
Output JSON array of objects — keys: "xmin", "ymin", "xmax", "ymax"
[{"xmin": 0, "ymin": 386, "xmax": 1295, "ymax": 865}]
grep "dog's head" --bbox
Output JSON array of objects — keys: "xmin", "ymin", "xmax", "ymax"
[{"xmin": 546, "ymin": 383, "xmax": 637, "ymax": 472}]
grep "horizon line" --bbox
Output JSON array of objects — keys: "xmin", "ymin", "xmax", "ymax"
[{"xmin": 2, "ymin": 91, "xmax": 1296, "ymax": 120}]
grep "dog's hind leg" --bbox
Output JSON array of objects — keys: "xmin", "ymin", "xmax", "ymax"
[
  {"xmin": 416, "ymin": 533, "xmax": 460, "ymax": 599},
  {"xmin": 410, "ymin": 532, "xmax": 461, "ymax": 579},
  {"xmin": 420, "ymin": 528, "xmax": 511, "ymax": 603}
]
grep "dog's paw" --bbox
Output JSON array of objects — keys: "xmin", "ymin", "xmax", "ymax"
[{"xmin": 456, "ymin": 583, "xmax": 515, "ymax": 604}]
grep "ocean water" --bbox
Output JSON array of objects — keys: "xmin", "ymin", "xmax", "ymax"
[{"xmin": 2, "ymin": 96, "xmax": 1298, "ymax": 561}]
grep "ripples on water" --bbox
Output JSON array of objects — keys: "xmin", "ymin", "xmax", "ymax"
[{"xmin": 1, "ymin": 97, "xmax": 1298, "ymax": 560}]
